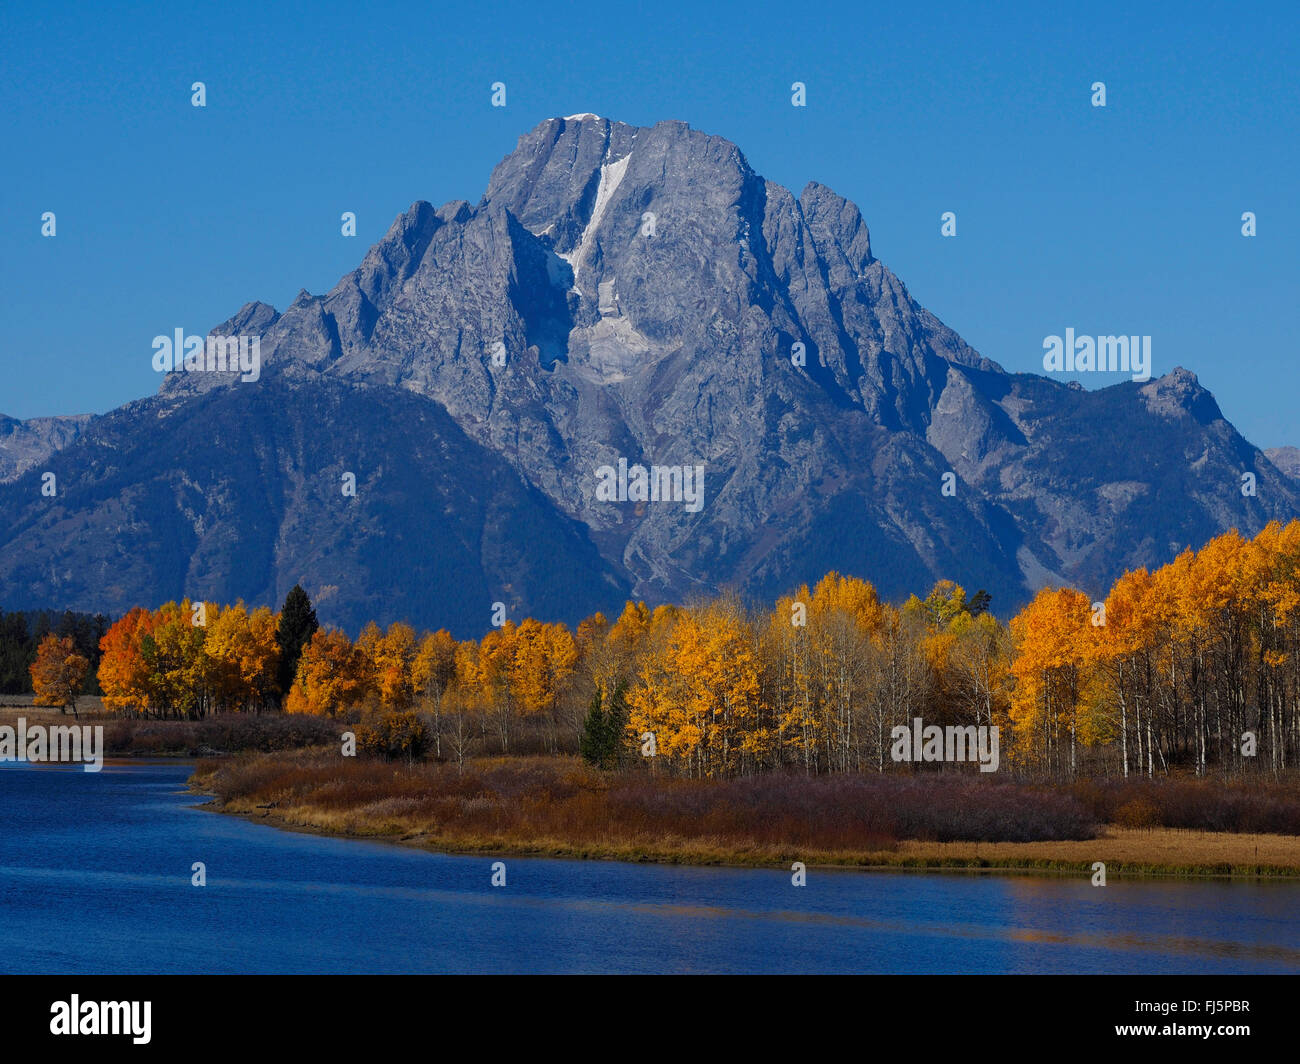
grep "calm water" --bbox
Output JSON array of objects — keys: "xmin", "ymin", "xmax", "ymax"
[{"xmin": 1, "ymin": 760, "xmax": 1297, "ymax": 974}]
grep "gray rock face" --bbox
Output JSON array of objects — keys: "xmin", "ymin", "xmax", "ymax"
[
  {"xmin": 1266, "ymin": 446, "xmax": 1300, "ymax": 484},
  {"xmin": 0, "ymin": 413, "xmax": 93, "ymax": 483},
  {"xmin": 2, "ymin": 115, "xmax": 1296, "ymax": 629}
]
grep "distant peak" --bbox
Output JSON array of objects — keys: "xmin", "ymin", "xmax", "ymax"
[
  {"xmin": 1142, "ymin": 366, "xmax": 1203, "ymax": 394},
  {"xmin": 1139, "ymin": 366, "xmax": 1221, "ymax": 424},
  {"xmin": 563, "ymin": 113, "xmax": 602, "ymax": 121},
  {"xmin": 211, "ymin": 300, "xmax": 279, "ymax": 338}
]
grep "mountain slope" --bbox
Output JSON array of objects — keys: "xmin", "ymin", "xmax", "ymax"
[
  {"xmin": 2, "ymin": 115, "xmax": 1295, "ymax": 627},
  {"xmin": 0, "ymin": 413, "xmax": 93, "ymax": 482},
  {"xmin": 0, "ymin": 380, "xmax": 627, "ymax": 635}
]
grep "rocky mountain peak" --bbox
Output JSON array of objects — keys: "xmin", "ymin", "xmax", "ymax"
[
  {"xmin": 1139, "ymin": 366, "xmax": 1223, "ymax": 423},
  {"xmin": 6, "ymin": 117, "xmax": 1293, "ymax": 632}
]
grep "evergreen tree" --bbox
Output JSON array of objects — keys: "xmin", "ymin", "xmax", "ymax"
[
  {"xmin": 275, "ymin": 584, "xmax": 319, "ymax": 700},
  {"xmin": 0, "ymin": 609, "xmax": 109, "ymax": 695},
  {"xmin": 605, "ymin": 678, "xmax": 629, "ymax": 763},
  {"xmin": 0, "ymin": 612, "xmax": 31, "ymax": 694},
  {"xmin": 579, "ymin": 679, "xmax": 629, "ymax": 769},
  {"xmin": 579, "ymin": 688, "xmax": 608, "ymax": 767}
]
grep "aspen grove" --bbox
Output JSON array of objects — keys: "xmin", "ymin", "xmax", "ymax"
[{"xmin": 91, "ymin": 523, "xmax": 1300, "ymax": 780}]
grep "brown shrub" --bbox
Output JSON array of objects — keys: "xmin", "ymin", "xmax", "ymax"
[{"xmin": 1114, "ymin": 797, "xmax": 1160, "ymax": 830}]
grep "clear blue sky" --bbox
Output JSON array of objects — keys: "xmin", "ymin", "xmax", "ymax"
[{"xmin": 2, "ymin": 1, "xmax": 1296, "ymax": 446}]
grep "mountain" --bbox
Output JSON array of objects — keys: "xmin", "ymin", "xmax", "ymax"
[
  {"xmin": 2, "ymin": 115, "xmax": 1296, "ymax": 635},
  {"xmin": 0, "ymin": 381, "xmax": 628, "ymax": 635},
  {"xmin": 1266, "ymin": 447, "xmax": 1300, "ymax": 485},
  {"xmin": 0, "ymin": 413, "xmax": 92, "ymax": 482}
]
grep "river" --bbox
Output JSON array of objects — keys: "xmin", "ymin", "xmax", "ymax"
[{"xmin": 1, "ymin": 760, "xmax": 1297, "ymax": 974}]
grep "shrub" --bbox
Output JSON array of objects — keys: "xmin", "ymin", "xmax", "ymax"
[
  {"xmin": 1114, "ymin": 797, "xmax": 1160, "ymax": 830},
  {"xmin": 356, "ymin": 711, "xmax": 432, "ymax": 762}
]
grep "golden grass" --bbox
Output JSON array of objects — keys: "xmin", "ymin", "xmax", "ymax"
[
  {"xmin": 0, "ymin": 702, "xmax": 103, "ymax": 723},
  {"xmin": 885, "ymin": 827, "xmax": 1300, "ymax": 876}
]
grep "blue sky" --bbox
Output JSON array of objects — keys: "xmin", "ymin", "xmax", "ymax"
[{"xmin": 2, "ymin": 1, "xmax": 1296, "ymax": 445}]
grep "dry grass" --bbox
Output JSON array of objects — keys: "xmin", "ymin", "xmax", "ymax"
[
  {"xmin": 886, "ymin": 827, "xmax": 1300, "ymax": 876},
  {"xmin": 0, "ymin": 698, "xmax": 107, "ymax": 719},
  {"xmin": 0, "ymin": 708, "xmax": 340, "ymax": 755},
  {"xmin": 190, "ymin": 752, "xmax": 1300, "ymax": 877}
]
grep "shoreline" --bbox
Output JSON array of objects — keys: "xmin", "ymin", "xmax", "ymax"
[
  {"xmin": 11, "ymin": 711, "xmax": 1283, "ymax": 882},
  {"xmin": 192, "ymin": 785, "xmax": 1300, "ymax": 881}
]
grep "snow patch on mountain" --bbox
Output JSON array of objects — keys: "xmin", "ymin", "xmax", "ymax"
[{"xmin": 557, "ymin": 152, "xmax": 630, "ymax": 290}]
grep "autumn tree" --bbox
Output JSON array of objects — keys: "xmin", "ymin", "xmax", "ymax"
[
  {"xmin": 510, "ymin": 619, "xmax": 579, "ymax": 751},
  {"xmin": 948, "ymin": 610, "xmax": 1011, "ymax": 732},
  {"xmin": 478, "ymin": 622, "xmax": 519, "ymax": 752},
  {"xmin": 367, "ymin": 622, "xmax": 418, "ymax": 710},
  {"xmin": 1009, "ymin": 587, "xmax": 1094, "ymax": 777},
  {"xmin": 628, "ymin": 598, "xmax": 766, "ymax": 778},
  {"xmin": 1253, "ymin": 521, "xmax": 1300, "ymax": 776},
  {"xmin": 285, "ymin": 628, "xmax": 373, "ymax": 716},
  {"xmin": 413, "ymin": 629, "xmax": 458, "ymax": 757},
  {"xmin": 205, "ymin": 602, "xmax": 280, "ymax": 713},
  {"xmin": 139, "ymin": 600, "xmax": 214, "ymax": 720},
  {"xmin": 1095, "ymin": 567, "xmax": 1158, "ymax": 777},
  {"xmin": 765, "ymin": 586, "xmax": 821, "ymax": 773},
  {"xmin": 98, "ymin": 607, "xmax": 158, "ymax": 715},
  {"xmin": 30, "ymin": 634, "xmax": 90, "ymax": 715},
  {"xmin": 864, "ymin": 605, "xmax": 929, "ymax": 773},
  {"xmin": 606, "ymin": 601, "xmax": 651, "ymax": 683}
]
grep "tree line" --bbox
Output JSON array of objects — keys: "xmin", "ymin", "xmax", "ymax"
[
  {"xmin": 1011, "ymin": 522, "xmax": 1300, "ymax": 780},
  {"xmin": 16, "ymin": 521, "xmax": 1300, "ymax": 780},
  {"xmin": 0, "ymin": 610, "xmax": 108, "ymax": 696}
]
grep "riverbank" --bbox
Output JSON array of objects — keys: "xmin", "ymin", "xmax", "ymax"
[
  {"xmin": 191, "ymin": 752, "xmax": 1300, "ymax": 879},
  {"xmin": 206, "ymin": 804, "xmax": 1300, "ymax": 878},
  {"xmin": 0, "ymin": 706, "xmax": 339, "ymax": 756}
]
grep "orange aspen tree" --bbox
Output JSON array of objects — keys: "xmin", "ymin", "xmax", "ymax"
[{"xmin": 30, "ymin": 634, "xmax": 90, "ymax": 714}]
